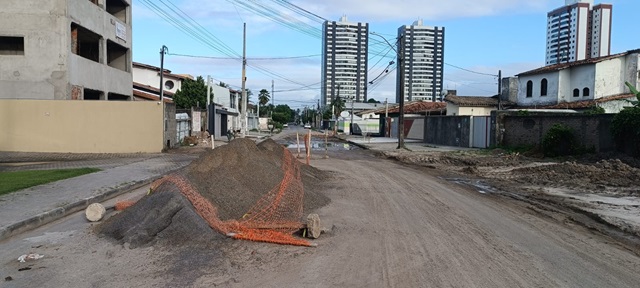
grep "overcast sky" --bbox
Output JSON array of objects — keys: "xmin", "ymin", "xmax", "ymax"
[{"xmin": 131, "ymin": 0, "xmax": 638, "ymax": 109}]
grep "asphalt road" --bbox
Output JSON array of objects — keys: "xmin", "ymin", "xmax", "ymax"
[{"xmin": 1, "ymin": 135, "xmax": 639, "ymax": 287}]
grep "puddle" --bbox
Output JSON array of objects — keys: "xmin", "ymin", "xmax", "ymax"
[
  {"xmin": 444, "ymin": 177, "xmax": 497, "ymax": 194},
  {"xmin": 287, "ymin": 141, "xmax": 357, "ymax": 151}
]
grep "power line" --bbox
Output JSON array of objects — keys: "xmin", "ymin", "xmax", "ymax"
[
  {"xmin": 166, "ymin": 52, "xmax": 320, "ymax": 60},
  {"xmin": 445, "ymin": 63, "xmax": 498, "ymax": 77}
]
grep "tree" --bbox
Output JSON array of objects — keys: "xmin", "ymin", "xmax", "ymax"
[
  {"xmin": 173, "ymin": 76, "xmax": 210, "ymax": 109},
  {"xmin": 258, "ymin": 89, "xmax": 270, "ymax": 106},
  {"xmin": 273, "ymin": 104, "xmax": 295, "ymax": 123},
  {"xmin": 331, "ymin": 96, "xmax": 346, "ymax": 119},
  {"xmin": 611, "ymin": 82, "xmax": 640, "ymax": 156},
  {"xmin": 218, "ymin": 82, "xmax": 229, "ymax": 88},
  {"xmin": 367, "ymin": 98, "xmax": 381, "ymax": 103}
]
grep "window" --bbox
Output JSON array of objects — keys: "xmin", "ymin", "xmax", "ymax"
[
  {"xmin": 0, "ymin": 36, "xmax": 25, "ymax": 55},
  {"xmin": 71, "ymin": 23, "xmax": 101, "ymax": 63},
  {"xmin": 540, "ymin": 78, "xmax": 548, "ymax": 96},
  {"xmin": 165, "ymin": 80, "xmax": 175, "ymax": 90},
  {"xmin": 106, "ymin": 0, "xmax": 128, "ymax": 23},
  {"xmin": 526, "ymin": 80, "xmax": 533, "ymax": 97},
  {"xmin": 573, "ymin": 89, "xmax": 580, "ymax": 97},
  {"xmin": 84, "ymin": 88, "xmax": 103, "ymax": 100},
  {"xmin": 583, "ymin": 87, "xmax": 590, "ymax": 97},
  {"xmin": 107, "ymin": 40, "xmax": 128, "ymax": 71}
]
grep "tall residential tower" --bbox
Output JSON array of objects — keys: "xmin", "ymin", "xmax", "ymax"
[
  {"xmin": 397, "ymin": 20, "xmax": 445, "ymax": 103},
  {"xmin": 546, "ymin": 0, "xmax": 612, "ymax": 65},
  {"xmin": 321, "ymin": 16, "xmax": 368, "ymax": 107}
]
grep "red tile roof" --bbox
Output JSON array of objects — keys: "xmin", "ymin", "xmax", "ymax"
[
  {"xmin": 444, "ymin": 94, "xmax": 513, "ymax": 107},
  {"xmin": 133, "ymin": 82, "xmax": 175, "ymax": 96},
  {"xmin": 133, "ymin": 89, "xmax": 174, "ymax": 103},
  {"xmin": 520, "ymin": 93, "xmax": 634, "ymax": 110},
  {"xmin": 367, "ymin": 101, "xmax": 446, "ymax": 115}
]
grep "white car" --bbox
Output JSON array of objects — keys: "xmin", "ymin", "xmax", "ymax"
[
  {"xmin": 283, "ymin": 123, "xmax": 289, "ymax": 128},
  {"xmin": 303, "ymin": 124, "xmax": 311, "ymax": 129}
]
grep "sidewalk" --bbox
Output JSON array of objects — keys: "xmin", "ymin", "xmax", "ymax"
[
  {"xmin": 337, "ymin": 134, "xmax": 478, "ymax": 152},
  {"xmin": 0, "ymin": 153, "xmax": 198, "ymax": 241}
]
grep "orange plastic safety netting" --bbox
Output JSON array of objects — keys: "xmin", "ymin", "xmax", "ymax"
[{"xmin": 150, "ymin": 147, "xmax": 312, "ymax": 247}]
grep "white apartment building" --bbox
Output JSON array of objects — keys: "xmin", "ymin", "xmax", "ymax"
[
  {"xmin": 0, "ymin": 0, "xmax": 133, "ymax": 100},
  {"xmin": 546, "ymin": 0, "xmax": 612, "ymax": 65},
  {"xmin": 397, "ymin": 19, "xmax": 445, "ymax": 103},
  {"xmin": 321, "ymin": 16, "xmax": 368, "ymax": 107}
]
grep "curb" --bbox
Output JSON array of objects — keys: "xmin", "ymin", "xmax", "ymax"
[{"xmin": 0, "ymin": 163, "xmax": 188, "ymax": 242}]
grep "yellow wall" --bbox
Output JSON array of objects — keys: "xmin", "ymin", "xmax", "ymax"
[{"xmin": 0, "ymin": 100, "xmax": 164, "ymax": 153}]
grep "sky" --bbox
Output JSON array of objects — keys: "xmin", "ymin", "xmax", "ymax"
[{"xmin": 131, "ymin": 0, "xmax": 639, "ymax": 109}]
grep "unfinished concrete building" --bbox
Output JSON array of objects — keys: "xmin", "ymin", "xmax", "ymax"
[{"xmin": 0, "ymin": 0, "xmax": 133, "ymax": 100}]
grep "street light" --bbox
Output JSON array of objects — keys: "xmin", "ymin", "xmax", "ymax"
[{"xmin": 370, "ymin": 31, "xmax": 406, "ymax": 149}]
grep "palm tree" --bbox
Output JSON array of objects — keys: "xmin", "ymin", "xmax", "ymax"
[
  {"xmin": 331, "ymin": 96, "xmax": 346, "ymax": 119},
  {"xmin": 258, "ymin": 89, "xmax": 270, "ymax": 106}
]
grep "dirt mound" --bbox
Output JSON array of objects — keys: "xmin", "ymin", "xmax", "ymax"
[
  {"xmin": 511, "ymin": 160, "xmax": 640, "ymax": 188},
  {"xmin": 97, "ymin": 138, "xmax": 331, "ymax": 247}
]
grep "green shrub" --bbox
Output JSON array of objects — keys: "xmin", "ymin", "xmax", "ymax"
[
  {"xmin": 612, "ymin": 107, "xmax": 640, "ymax": 157},
  {"xmin": 584, "ymin": 106, "xmax": 605, "ymax": 115},
  {"xmin": 542, "ymin": 124, "xmax": 578, "ymax": 157}
]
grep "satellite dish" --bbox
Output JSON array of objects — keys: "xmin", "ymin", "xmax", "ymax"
[{"xmin": 340, "ymin": 111, "xmax": 350, "ymax": 118}]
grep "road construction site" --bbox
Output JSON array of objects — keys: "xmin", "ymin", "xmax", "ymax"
[{"xmin": 1, "ymin": 130, "xmax": 640, "ymax": 287}]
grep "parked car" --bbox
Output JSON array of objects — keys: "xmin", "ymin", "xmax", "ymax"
[
  {"xmin": 283, "ymin": 123, "xmax": 289, "ymax": 128},
  {"xmin": 303, "ymin": 124, "xmax": 311, "ymax": 129}
]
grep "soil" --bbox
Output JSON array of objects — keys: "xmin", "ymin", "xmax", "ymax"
[
  {"xmin": 97, "ymin": 138, "xmax": 331, "ymax": 248},
  {"xmin": 381, "ymin": 148, "xmax": 640, "ymax": 239}
]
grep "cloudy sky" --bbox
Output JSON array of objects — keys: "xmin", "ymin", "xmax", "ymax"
[{"xmin": 131, "ymin": 0, "xmax": 639, "ymax": 109}]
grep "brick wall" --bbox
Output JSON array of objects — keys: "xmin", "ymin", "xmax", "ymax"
[{"xmin": 492, "ymin": 111, "xmax": 614, "ymax": 152}]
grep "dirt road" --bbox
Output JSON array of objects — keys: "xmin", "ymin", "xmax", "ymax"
[
  {"xmin": 226, "ymin": 151, "xmax": 640, "ymax": 287},
  {"xmin": 2, "ymin": 141, "xmax": 640, "ymax": 287}
]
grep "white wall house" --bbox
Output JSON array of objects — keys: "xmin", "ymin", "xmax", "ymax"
[
  {"xmin": 516, "ymin": 49, "xmax": 640, "ymax": 112},
  {"xmin": 132, "ymin": 62, "xmax": 191, "ymax": 97},
  {"xmin": 0, "ymin": 0, "xmax": 133, "ymax": 100}
]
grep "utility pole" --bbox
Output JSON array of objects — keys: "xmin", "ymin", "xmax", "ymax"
[
  {"xmin": 271, "ymin": 80, "xmax": 274, "ymax": 108},
  {"xmin": 497, "ymin": 70, "xmax": 502, "ymax": 110},
  {"xmin": 397, "ymin": 34, "xmax": 406, "ymax": 149},
  {"xmin": 159, "ymin": 45, "xmax": 168, "ymax": 149},
  {"xmin": 159, "ymin": 45, "xmax": 168, "ymax": 102},
  {"xmin": 350, "ymin": 97, "xmax": 354, "ymax": 135},
  {"xmin": 206, "ymin": 75, "xmax": 211, "ymax": 106},
  {"xmin": 240, "ymin": 23, "xmax": 247, "ymax": 137}
]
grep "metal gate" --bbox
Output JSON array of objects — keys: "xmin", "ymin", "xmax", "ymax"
[{"xmin": 472, "ymin": 116, "xmax": 490, "ymax": 148}]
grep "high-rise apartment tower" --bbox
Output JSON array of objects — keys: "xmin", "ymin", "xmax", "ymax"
[
  {"xmin": 546, "ymin": 0, "xmax": 612, "ymax": 65},
  {"xmin": 396, "ymin": 19, "xmax": 445, "ymax": 103},
  {"xmin": 321, "ymin": 16, "xmax": 368, "ymax": 107}
]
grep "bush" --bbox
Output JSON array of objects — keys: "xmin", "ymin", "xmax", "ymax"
[
  {"xmin": 611, "ymin": 107, "xmax": 640, "ymax": 157},
  {"xmin": 542, "ymin": 124, "xmax": 578, "ymax": 157},
  {"xmin": 584, "ymin": 106, "xmax": 605, "ymax": 115}
]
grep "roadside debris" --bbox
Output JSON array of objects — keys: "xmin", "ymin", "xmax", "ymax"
[
  {"xmin": 18, "ymin": 253, "xmax": 44, "ymax": 263},
  {"xmin": 85, "ymin": 203, "xmax": 106, "ymax": 222}
]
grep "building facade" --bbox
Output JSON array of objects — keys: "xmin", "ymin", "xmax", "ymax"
[
  {"xmin": 516, "ymin": 49, "xmax": 639, "ymax": 112},
  {"xmin": 321, "ymin": 16, "xmax": 368, "ymax": 108},
  {"xmin": 545, "ymin": 0, "xmax": 612, "ymax": 65},
  {"xmin": 397, "ymin": 20, "xmax": 445, "ymax": 103},
  {"xmin": 0, "ymin": 0, "xmax": 133, "ymax": 100}
]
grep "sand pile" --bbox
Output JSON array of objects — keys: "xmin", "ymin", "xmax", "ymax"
[{"xmin": 97, "ymin": 138, "xmax": 331, "ymax": 248}]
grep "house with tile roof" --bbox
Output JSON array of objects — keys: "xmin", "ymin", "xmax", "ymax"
[
  {"xmin": 444, "ymin": 90, "xmax": 514, "ymax": 116},
  {"xmin": 512, "ymin": 49, "xmax": 639, "ymax": 113}
]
